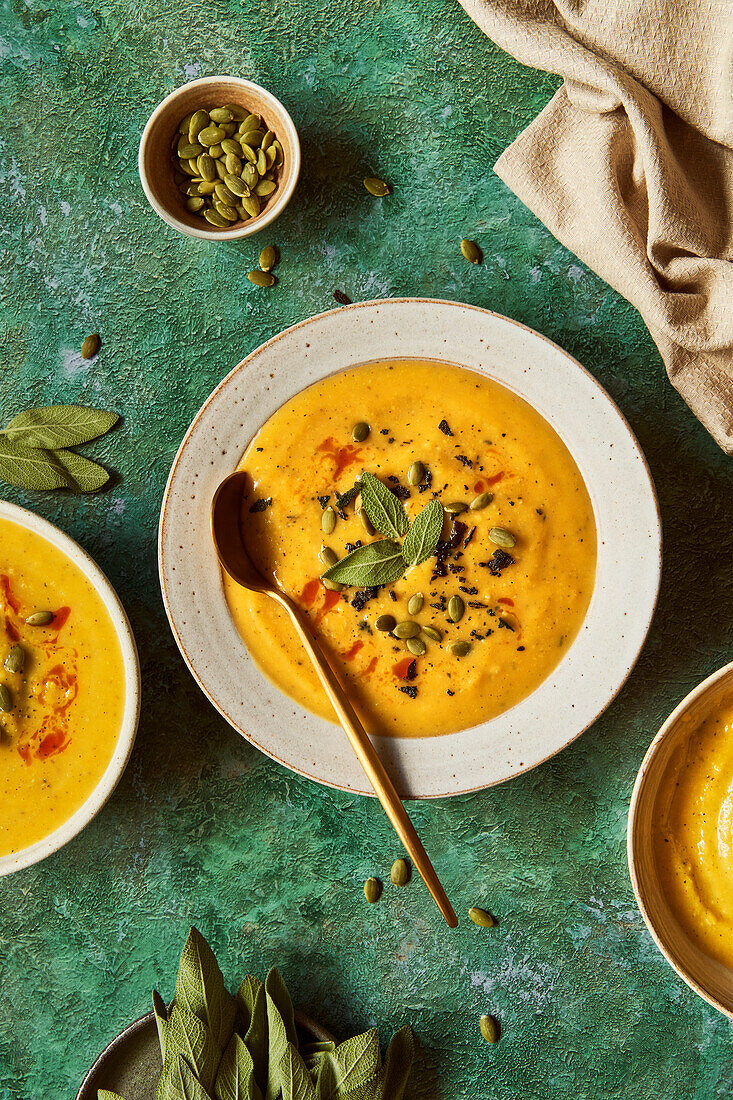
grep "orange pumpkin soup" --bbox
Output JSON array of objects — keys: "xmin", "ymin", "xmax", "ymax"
[{"xmin": 223, "ymin": 360, "xmax": 596, "ymax": 737}]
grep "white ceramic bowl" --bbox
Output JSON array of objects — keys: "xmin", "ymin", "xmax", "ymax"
[
  {"xmin": 0, "ymin": 501, "xmax": 140, "ymax": 876},
  {"xmin": 159, "ymin": 298, "xmax": 661, "ymax": 798},
  {"xmin": 628, "ymin": 661, "xmax": 733, "ymax": 1016}
]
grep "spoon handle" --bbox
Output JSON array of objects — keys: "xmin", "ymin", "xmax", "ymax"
[{"xmin": 282, "ymin": 597, "xmax": 458, "ymax": 928}]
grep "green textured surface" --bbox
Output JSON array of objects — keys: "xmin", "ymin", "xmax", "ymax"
[{"xmin": 1, "ymin": 0, "xmax": 732, "ymax": 1097}]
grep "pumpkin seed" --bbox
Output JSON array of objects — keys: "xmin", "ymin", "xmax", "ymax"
[
  {"xmin": 273, "ymin": 141, "xmax": 284, "ymax": 166},
  {"xmin": 468, "ymin": 906, "xmax": 496, "ymax": 928},
  {"xmin": 248, "ymin": 269, "xmax": 276, "ymax": 286},
  {"xmin": 448, "ymin": 595, "xmax": 465, "ymax": 623},
  {"xmin": 319, "ymin": 546, "xmax": 338, "ymax": 568},
  {"xmin": 449, "ymin": 640, "xmax": 471, "ymax": 657},
  {"xmin": 246, "ymin": 130, "xmax": 265, "ymax": 148},
  {"xmin": 179, "ymin": 111, "xmax": 195, "ymax": 134},
  {"xmin": 254, "ymin": 180, "xmax": 276, "ymax": 197},
  {"xmin": 242, "ymin": 194, "xmax": 261, "ymax": 218},
  {"xmin": 214, "ymin": 159, "xmax": 228, "ymax": 180},
  {"xmin": 188, "ymin": 109, "xmax": 209, "ymax": 142},
  {"xmin": 80, "ymin": 333, "xmax": 100, "ymax": 359},
  {"xmin": 209, "ymin": 106, "xmax": 233, "ymax": 123},
  {"xmin": 235, "ymin": 203, "xmax": 248, "ymax": 220},
  {"xmin": 422, "ymin": 625, "xmax": 442, "ymax": 643},
  {"xmin": 180, "ymin": 158, "xmax": 198, "ymax": 177},
  {"xmin": 221, "ymin": 138, "xmax": 242, "ymax": 156},
  {"xmin": 197, "ymin": 154, "xmax": 216, "ymax": 181},
  {"xmin": 241, "ymin": 143, "xmax": 258, "ymax": 165},
  {"xmin": 259, "ymin": 245, "xmax": 277, "ymax": 271},
  {"xmin": 224, "ymin": 174, "xmax": 249, "ymax": 197},
  {"xmin": 406, "ymin": 636, "xmax": 426, "ymax": 656},
  {"xmin": 177, "ymin": 139, "xmax": 203, "ymax": 159},
  {"xmin": 213, "ymin": 182, "xmax": 237, "ymax": 204},
  {"xmin": 198, "ymin": 125, "xmax": 226, "ymax": 146},
  {"xmin": 407, "ymin": 593, "xmax": 424, "ymax": 616},
  {"xmin": 489, "ymin": 527, "xmax": 516, "ymax": 548},
  {"xmin": 198, "ymin": 181, "xmax": 217, "ymax": 195},
  {"xmin": 225, "ymin": 152, "xmax": 243, "ymax": 176},
  {"xmin": 25, "ymin": 611, "xmax": 53, "ymax": 626},
  {"xmin": 352, "ymin": 421, "xmax": 370, "ymax": 443},
  {"xmin": 461, "ymin": 238, "xmax": 482, "ymax": 264},
  {"xmin": 214, "ymin": 201, "xmax": 238, "ymax": 222},
  {"xmin": 204, "ymin": 208, "xmax": 229, "ymax": 227},
  {"xmin": 364, "ymin": 877, "xmax": 382, "ymax": 904},
  {"xmin": 407, "ymin": 461, "xmax": 425, "ymax": 486},
  {"xmin": 444, "ymin": 501, "xmax": 468, "ymax": 515},
  {"xmin": 480, "ymin": 1015, "xmax": 498, "ymax": 1044},
  {"xmin": 364, "ymin": 177, "xmax": 390, "ymax": 196},
  {"xmin": 393, "ymin": 621, "xmax": 420, "ymax": 640},
  {"xmin": 321, "ymin": 577, "xmax": 343, "ymax": 592},
  {"xmin": 358, "ymin": 509, "xmax": 374, "ymax": 536},
  {"xmin": 390, "ymin": 858, "xmax": 410, "ymax": 887},
  {"xmin": 321, "ymin": 506, "xmax": 336, "ymax": 534},
  {"xmin": 239, "ymin": 113, "xmax": 261, "ymax": 133},
  {"xmin": 222, "ymin": 103, "xmax": 247, "ymax": 121},
  {"xmin": 375, "ymin": 614, "xmax": 396, "ymax": 633},
  {"xmin": 0, "ymin": 684, "xmax": 12, "ymax": 713},
  {"xmin": 261, "ymin": 129, "xmax": 274, "ymax": 151},
  {"xmin": 266, "ymin": 146, "xmax": 277, "ymax": 168},
  {"xmin": 209, "ymin": 143, "xmax": 224, "ymax": 159},
  {"xmin": 4, "ymin": 645, "xmax": 24, "ymax": 674},
  {"xmin": 186, "ymin": 196, "xmax": 205, "ymax": 212},
  {"xmin": 470, "ymin": 492, "xmax": 493, "ymax": 511},
  {"xmin": 243, "ymin": 163, "xmax": 259, "ymax": 188},
  {"xmin": 256, "ymin": 148, "xmax": 267, "ymax": 175}
]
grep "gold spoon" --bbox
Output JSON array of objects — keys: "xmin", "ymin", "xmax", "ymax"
[{"xmin": 211, "ymin": 470, "xmax": 458, "ymax": 928}]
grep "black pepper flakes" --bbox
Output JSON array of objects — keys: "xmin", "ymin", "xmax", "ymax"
[{"xmin": 456, "ymin": 454, "xmax": 473, "ymax": 468}]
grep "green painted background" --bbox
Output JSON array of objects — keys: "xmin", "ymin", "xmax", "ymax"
[{"xmin": 1, "ymin": 0, "xmax": 733, "ymax": 1095}]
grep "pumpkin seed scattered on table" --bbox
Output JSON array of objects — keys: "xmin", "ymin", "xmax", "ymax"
[
  {"xmin": 461, "ymin": 238, "xmax": 482, "ymax": 264},
  {"xmin": 468, "ymin": 906, "xmax": 496, "ymax": 928},
  {"xmin": 363, "ymin": 177, "xmax": 390, "ymax": 197},
  {"xmin": 173, "ymin": 106, "xmax": 283, "ymax": 228},
  {"xmin": 364, "ymin": 877, "xmax": 382, "ymax": 903},
  {"xmin": 247, "ymin": 270, "xmax": 276, "ymax": 288},
  {"xmin": 80, "ymin": 333, "xmax": 100, "ymax": 359},
  {"xmin": 259, "ymin": 245, "xmax": 278, "ymax": 271},
  {"xmin": 390, "ymin": 858, "xmax": 411, "ymax": 886},
  {"xmin": 480, "ymin": 1015, "xmax": 499, "ymax": 1044}
]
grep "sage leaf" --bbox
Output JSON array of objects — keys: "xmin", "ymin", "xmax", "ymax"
[
  {"xmin": 174, "ymin": 928, "xmax": 237, "ymax": 1054},
  {"xmin": 1, "ymin": 405, "xmax": 118, "ymax": 449},
  {"xmin": 237, "ymin": 976, "xmax": 267, "ymax": 1094},
  {"xmin": 153, "ymin": 988, "xmax": 170, "ymax": 1061},
  {"xmin": 265, "ymin": 969, "xmax": 297, "ymax": 1046},
  {"xmin": 322, "ymin": 540, "xmax": 406, "ymax": 588},
  {"xmin": 359, "ymin": 472, "xmax": 409, "ymax": 538},
  {"xmin": 401, "ymin": 499, "xmax": 443, "ymax": 567},
  {"xmin": 331, "ymin": 1029, "xmax": 380, "ymax": 1093},
  {"xmin": 51, "ymin": 448, "xmax": 109, "ymax": 492},
  {"xmin": 215, "ymin": 1033, "xmax": 261, "ymax": 1100},
  {"xmin": 164, "ymin": 1005, "xmax": 221, "ymax": 1093},
  {"xmin": 278, "ymin": 1044, "xmax": 316, "ymax": 1100},
  {"xmin": 0, "ymin": 437, "xmax": 75, "ymax": 491},
  {"xmin": 157, "ymin": 1054, "xmax": 214, "ymax": 1100},
  {"xmin": 265, "ymin": 975, "xmax": 297, "ymax": 1100},
  {"xmin": 379, "ymin": 1027, "xmax": 414, "ymax": 1100}
]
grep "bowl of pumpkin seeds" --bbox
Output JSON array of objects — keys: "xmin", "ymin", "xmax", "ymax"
[{"xmin": 139, "ymin": 75, "xmax": 300, "ymax": 240}]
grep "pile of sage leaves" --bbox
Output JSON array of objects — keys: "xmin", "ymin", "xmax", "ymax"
[
  {"xmin": 0, "ymin": 404, "xmax": 118, "ymax": 492},
  {"xmin": 99, "ymin": 928, "xmax": 414, "ymax": 1100}
]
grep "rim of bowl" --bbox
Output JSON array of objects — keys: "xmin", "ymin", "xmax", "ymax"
[
  {"xmin": 138, "ymin": 75, "xmax": 301, "ymax": 241},
  {"xmin": 0, "ymin": 500, "xmax": 141, "ymax": 876},
  {"xmin": 627, "ymin": 658, "xmax": 733, "ymax": 1017}
]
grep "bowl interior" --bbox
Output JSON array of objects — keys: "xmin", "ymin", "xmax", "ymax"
[
  {"xmin": 630, "ymin": 663, "xmax": 733, "ymax": 1015},
  {"xmin": 140, "ymin": 77, "xmax": 298, "ymax": 236}
]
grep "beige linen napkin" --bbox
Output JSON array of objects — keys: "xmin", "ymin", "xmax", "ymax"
[{"xmin": 457, "ymin": 0, "xmax": 733, "ymax": 453}]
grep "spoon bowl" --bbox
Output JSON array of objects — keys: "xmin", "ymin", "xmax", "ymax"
[{"xmin": 211, "ymin": 470, "xmax": 458, "ymax": 928}]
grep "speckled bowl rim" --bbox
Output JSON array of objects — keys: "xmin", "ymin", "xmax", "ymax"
[
  {"xmin": 158, "ymin": 298, "xmax": 661, "ymax": 799},
  {"xmin": 627, "ymin": 660, "xmax": 733, "ymax": 1018},
  {"xmin": 0, "ymin": 500, "xmax": 141, "ymax": 876},
  {"xmin": 138, "ymin": 75, "xmax": 301, "ymax": 241}
]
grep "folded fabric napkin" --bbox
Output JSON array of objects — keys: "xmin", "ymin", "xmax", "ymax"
[{"xmin": 458, "ymin": 0, "xmax": 733, "ymax": 453}]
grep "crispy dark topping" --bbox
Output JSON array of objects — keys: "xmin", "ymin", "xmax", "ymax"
[
  {"xmin": 438, "ymin": 419, "xmax": 453, "ymax": 436},
  {"xmin": 405, "ymin": 659, "xmax": 417, "ymax": 681},
  {"xmin": 317, "ymin": 494, "xmax": 330, "ymax": 508},
  {"xmin": 399, "ymin": 685, "xmax": 418, "ymax": 699},
  {"xmin": 358, "ymin": 620, "xmax": 373, "ymax": 634},
  {"xmin": 517, "ymin": 645, "xmax": 525, "ymax": 651},
  {"xmin": 479, "ymin": 549, "xmax": 515, "ymax": 576},
  {"xmin": 388, "ymin": 589, "xmax": 397, "ymax": 601},
  {"xmin": 418, "ymin": 468, "xmax": 433, "ymax": 493},
  {"xmin": 344, "ymin": 540, "xmax": 363, "ymax": 554},
  {"xmin": 456, "ymin": 454, "xmax": 473, "ymax": 467},
  {"xmin": 468, "ymin": 601, "xmax": 488, "ymax": 609},
  {"xmin": 336, "ymin": 484, "xmax": 360, "ymax": 510},
  {"xmin": 333, "ymin": 290, "xmax": 352, "ymax": 305},
  {"xmin": 498, "ymin": 617, "xmax": 515, "ymax": 631},
  {"xmin": 388, "ymin": 481, "xmax": 410, "ymax": 501},
  {"xmin": 459, "ymin": 585, "xmax": 478, "ymax": 595},
  {"xmin": 380, "ymin": 428, "xmax": 390, "ymax": 435},
  {"xmin": 249, "ymin": 497, "xmax": 272, "ymax": 513},
  {"xmin": 449, "ymin": 565, "xmax": 465, "ymax": 574},
  {"xmin": 446, "ymin": 689, "xmax": 455, "ymax": 696},
  {"xmin": 351, "ymin": 585, "xmax": 379, "ymax": 611},
  {"xmin": 470, "ymin": 628, "xmax": 493, "ymax": 639},
  {"xmin": 463, "ymin": 526, "xmax": 477, "ymax": 548}
]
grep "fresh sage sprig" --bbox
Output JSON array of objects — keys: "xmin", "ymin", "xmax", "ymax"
[
  {"xmin": 100, "ymin": 927, "xmax": 414, "ymax": 1100},
  {"xmin": 0, "ymin": 404, "xmax": 118, "ymax": 492},
  {"xmin": 322, "ymin": 474, "xmax": 443, "ymax": 588}
]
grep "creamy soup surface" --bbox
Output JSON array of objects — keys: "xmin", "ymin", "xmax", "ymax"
[
  {"xmin": 0, "ymin": 519, "xmax": 125, "ymax": 856},
  {"xmin": 654, "ymin": 696, "xmax": 733, "ymax": 969},
  {"xmin": 224, "ymin": 360, "xmax": 597, "ymax": 737}
]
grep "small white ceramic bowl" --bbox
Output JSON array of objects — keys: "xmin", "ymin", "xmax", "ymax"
[
  {"xmin": 139, "ymin": 75, "xmax": 301, "ymax": 241},
  {"xmin": 628, "ymin": 660, "xmax": 733, "ymax": 1016},
  {"xmin": 0, "ymin": 500, "xmax": 140, "ymax": 876}
]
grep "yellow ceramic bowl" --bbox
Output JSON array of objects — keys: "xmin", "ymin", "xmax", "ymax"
[
  {"xmin": 0, "ymin": 501, "xmax": 140, "ymax": 876},
  {"xmin": 628, "ymin": 660, "xmax": 733, "ymax": 1016}
]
